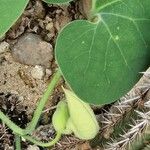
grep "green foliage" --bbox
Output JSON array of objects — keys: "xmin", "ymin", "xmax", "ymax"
[
  {"xmin": 43, "ymin": 0, "xmax": 72, "ymax": 4},
  {"xmin": 56, "ymin": 0, "xmax": 150, "ymax": 104},
  {"xmin": 52, "ymin": 88, "xmax": 100, "ymax": 140},
  {"xmin": 0, "ymin": 0, "xmax": 72, "ymax": 38},
  {"xmin": 0, "ymin": 0, "xmax": 150, "ymax": 149},
  {"xmin": 0, "ymin": 71, "xmax": 62, "ymax": 147},
  {"xmin": 63, "ymin": 88, "xmax": 99, "ymax": 140},
  {"xmin": 52, "ymin": 101, "xmax": 69, "ymax": 133},
  {"xmin": 0, "ymin": 0, "xmax": 29, "ymax": 38}
]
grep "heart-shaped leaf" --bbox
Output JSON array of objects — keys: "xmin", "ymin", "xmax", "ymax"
[
  {"xmin": 56, "ymin": 0, "xmax": 150, "ymax": 104},
  {"xmin": 43, "ymin": 0, "xmax": 72, "ymax": 4},
  {"xmin": 0, "ymin": 0, "xmax": 29, "ymax": 38}
]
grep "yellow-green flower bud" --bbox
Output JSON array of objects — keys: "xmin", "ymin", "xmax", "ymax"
[
  {"xmin": 52, "ymin": 101, "xmax": 69, "ymax": 133},
  {"xmin": 63, "ymin": 88, "xmax": 100, "ymax": 140}
]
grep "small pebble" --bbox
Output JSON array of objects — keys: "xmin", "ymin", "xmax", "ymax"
[
  {"xmin": 0, "ymin": 41, "xmax": 10, "ymax": 54},
  {"xmin": 27, "ymin": 145, "xmax": 40, "ymax": 150},
  {"xmin": 31, "ymin": 65, "xmax": 45, "ymax": 80},
  {"xmin": 4, "ymin": 144, "xmax": 14, "ymax": 150},
  {"xmin": 46, "ymin": 68, "xmax": 52, "ymax": 76},
  {"xmin": 46, "ymin": 22, "xmax": 54, "ymax": 31},
  {"xmin": 12, "ymin": 33, "xmax": 53, "ymax": 68}
]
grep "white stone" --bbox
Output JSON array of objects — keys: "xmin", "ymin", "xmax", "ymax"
[
  {"xmin": 31, "ymin": 65, "xmax": 45, "ymax": 79},
  {"xmin": 46, "ymin": 68, "xmax": 52, "ymax": 76},
  {"xmin": 0, "ymin": 41, "xmax": 9, "ymax": 53},
  {"xmin": 27, "ymin": 145, "xmax": 40, "ymax": 150},
  {"xmin": 46, "ymin": 22, "xmax": 54, "ymax": 31}
]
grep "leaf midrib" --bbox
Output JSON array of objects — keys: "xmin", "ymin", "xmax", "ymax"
[
  {"xmin": 83, "ymin": 2, "xmax": 150, "ymax": 78},
  {"xmin": 96, "ymin": 0, "xmax": 122, "ymax": 12},
  {"xmin": 100, "ymin": 12, "xmax": 149, "ymax": 49}
]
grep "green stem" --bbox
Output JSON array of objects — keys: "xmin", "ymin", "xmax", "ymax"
[
  {"xmin": 0, "ymin": 70, "xmax": 62, "ymax": 136},
  {"xmin": 0, "ymin": 111, "xmax": 25, "ymax": 135},
  {"xmin": 23, "ymin": 132, "xmax": 61, "ymax": 147},
  {"xmin": 25, "ymin": 70, "xmax": 61, "ymax": 133},
  {"xmin": 89, "ymin": 0, "xmax": 101, "ymax": 23},
  {"xmin": 92, "ymin": 0, "xmax": 96, "ymax": 11},
  {"xmin": 15, "ymin": 135, "xmax": 21, "ymax": 150}
]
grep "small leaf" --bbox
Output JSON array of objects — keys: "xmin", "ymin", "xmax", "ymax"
[
  {"xmin": 0, "ymin": 0, "xmax": 29, "ymax": 38},
  {"xmin": 63, "ymin": 88, "xmax": 99, "ymax": 140},
  {"xmin": 52, "ymin": 101, "xmax": 69, "ymax": 133},
  {"xmin": 56, "ymin": 0, "xmax": 150, "ymax": 104},
  {"xmin": 43, "ymin": 0, "xmax": 72, "ymax": 4}
]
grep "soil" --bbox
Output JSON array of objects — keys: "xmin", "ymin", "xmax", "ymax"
[{"xmin": 0, "ymin": 0, "xmax": 150, "ymax": 150}]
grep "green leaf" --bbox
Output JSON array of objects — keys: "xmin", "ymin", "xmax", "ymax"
[
  {"xmin": 0, "ymin": 0, "xmax": 29, "ymax": 38},
  {"xmin": 43, "ymin": 0, "xmax": 72, "ymax": 4},
  {"xmin": 56, "ymin": 0, "xmax": 150, "ymax": 104}
]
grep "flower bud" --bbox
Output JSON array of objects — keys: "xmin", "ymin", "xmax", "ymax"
[
  {"xmin": 63, "ymin": 88, "xmax": 100, "ymax": 140},
  {"xmin": 52, "ymin": 101, "xmax": 69, "ymax": 133}
]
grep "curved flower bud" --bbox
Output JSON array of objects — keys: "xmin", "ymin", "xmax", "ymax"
[
  {"xmin": 52, "ymin": 101, "xmax": 69, "ymax": 133},
  {"xmin": 63, "ymin": 88, "xmax": 100, "ymax": 140}
]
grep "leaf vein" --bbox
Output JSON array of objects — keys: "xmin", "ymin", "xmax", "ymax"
[
  {"xmin": 83, "ymin": 24, "xmax": 99, "ymax": 75},
  {"xmin": 97, "ymin": 0, "xmax": 122, "ymax": 12},
  {"xmin": 101, "ymin": 18, "xmax": 130, "ymax": 68},
  {"xmin": 101, "ymin": 12, "xmax": 149, "ymax": 48}
]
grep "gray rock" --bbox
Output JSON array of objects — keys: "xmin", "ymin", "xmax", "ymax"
[
  {"xmin": 11, "ymin": 33, "xmax": 53, "ymax": 68},
  {"xmin": 0, "ymin": 41, "xmax": 10, "ymax": 53},
  {"xmin": 31, "ymin": 65, "xmax": 45, "ymax": 79}
]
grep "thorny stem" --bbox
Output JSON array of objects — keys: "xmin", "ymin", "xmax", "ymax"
[
  {"xmin": 0, "ymin": 70, "xmax": 62, "ymax": 136},
  {"xmin": 23, "ymin": 132, "xmax": 61, "ymax": 147},
  {"xmin": 131, "ymin": 129, "xmax": 150, "ymax": 150},
  {"xmin": 15, "ymin": 135, "xmax": 21, "ymax": 150}
]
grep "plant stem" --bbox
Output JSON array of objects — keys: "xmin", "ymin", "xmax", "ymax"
[
  {"xmin": 0, "ymin": 111, "xmax": 25, "ymax": 135},
  {"xmin": 0, "ymin": 70, "xmax": 62, "ymax": 136},
  {"xmin": 23, "ymin": 132, "xmax": 61, "ymax": 147},
  {"xmin": 15, "ymin": 135, "xmax": 21, "ymax": 150},
  {"xmin": 92, "ymin": 0, "xmax": 96, "ymax": 11},
  {"xmin": 25, "ymin": 70, "xmax": 61, "ymax": 134}
]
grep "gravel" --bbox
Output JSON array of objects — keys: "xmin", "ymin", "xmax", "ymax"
[
  {"xmin": 0, "ymin": 41, "xmax": 10, "ymax": 54},
  {"xmin": 31, "ymin": 65, "xmax": 46, "ymax": 80}
]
